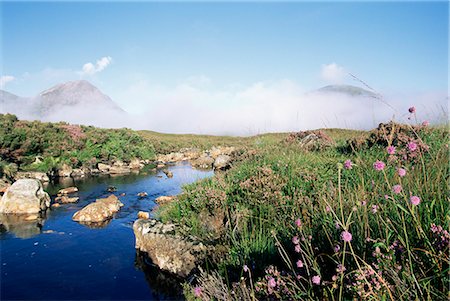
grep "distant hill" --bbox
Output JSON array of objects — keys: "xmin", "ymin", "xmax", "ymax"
[
  {"xmin": 0, "ymin": 80, "xmax": 126, "ymax": 126},
  {"xmin": 314, "ymin": 84, "xmax": 379, "ymax": 98},
  {"xmin": 38, "ymin": 80, "xmax": 124, "ymax": 116}
]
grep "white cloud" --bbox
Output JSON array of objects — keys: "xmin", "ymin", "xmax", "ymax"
[
  {"xmin": 321, "ymin": 63, "xmax": 346, "ymax": 84},
  {"xmin": 0, "ymin": 75, "xmax": 15, "ymax": 88},
  {"xmin": 81, "ymin": 56, "xmax": 112, "ymax": 76}
]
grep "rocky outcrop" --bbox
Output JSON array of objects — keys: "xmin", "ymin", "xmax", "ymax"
[
  {"xmin": 209, "ymin": 146, "xmax": 236, "ymax": 159},
  {"xmin": 191, "ymin": 155, "xmax": 215, "ymax": 169},
  {"xmin": 97, "ymin": 163, "xmax": 110, "ymax": 173},
  {"xmin": 129, "ymin": 158, "xmax": 143, "ymax": 170},
  {"xmin": 213, "ymin": 154, "xmax": 232, "ymax": 170},
  {"xmin": 0, "ymin": 179, "xmax": 51, "ymax": 214},
  {"xmin": 14, "ymin": 171, "xmax": 49, "ymax": 183},
  {"xmin": 72, "ymin": 194, "xmax": 123, "ymax": 223},
  {"xmin": 133, "ymin": 218, "xmax": 211, "ymax": 277}
]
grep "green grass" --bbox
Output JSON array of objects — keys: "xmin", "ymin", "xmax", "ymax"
[{"xmin": 156, "ymin": 122, "xmax": 449, "ymax": 300}]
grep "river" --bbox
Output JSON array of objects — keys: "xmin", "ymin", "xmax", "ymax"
[{"xmin": 0, "ymin": 162, "xmax": 213, "ymax": 300}]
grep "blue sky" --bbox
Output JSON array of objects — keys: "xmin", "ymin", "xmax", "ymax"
[{"xmin": 0, "ymin": 1, "xmax": 448, "ymax": 133}]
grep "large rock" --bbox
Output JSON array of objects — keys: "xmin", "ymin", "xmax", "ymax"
[
  {"xmin": 58, "ymin": 163, "xmax": 73, "ymax": 177},
  {"xmin": 72, "ymin": 194, "xmax": 123, "ymax": 223},
  {"xmin": 15, "ymin": 171, "xmax": 49, "ymax": 183},
  {"xmin": 133, "ymin": 219, "xmax": 211, "ymax": 277},
  {"xmin": 0, "ymin": 179, "xmax": 51, "ymax": 214},
  {"xmin": 191, "ymin": 154, "xmax": 214, "ymax": 169},
  {"xmin": 213, "ymin": 154, "xmax": 232, "ymax": 170},
  {"xmin": 71, "ymin": 168, "xmax": 85, "ymax": 178}
]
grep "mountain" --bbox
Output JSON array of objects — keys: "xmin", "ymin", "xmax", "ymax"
[
  {"xmin": 37, "ymin": 80, "xmax": 124, "ymax": 116},
  {"xmin": 0, "ymin": 80, "xmax": 127, "ymax": 127},
  {"xmin": 315, "ymin": 84, "xmax": 379, "ymax": 98}
]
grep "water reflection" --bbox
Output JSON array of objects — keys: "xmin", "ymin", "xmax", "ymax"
[
  {"xmin": 134, "ymin": 250, "xmax": 183, "ymax": 298},
  {"xmin": 0, "ymin": 213, "xmax": 46, "ymax": 239},
  {"xmin": 78, "ymin": 219, "xmax": 112, "ymax": 229}
]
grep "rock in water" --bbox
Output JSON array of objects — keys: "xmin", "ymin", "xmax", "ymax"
[
  {"xmin": 0, "ymin": 179, "xmax": 51, "ymax": 214},
  {"xmin": 133, "ymin": 219, "xmax": 211, "ymax": 277},
  {"xmin": 58, "ymin": 186, "xmax": 78, "ymax": 195},
  {"xmin": 213, "ymin": 154, "xmax": 231, "ymax": 170},
  {"xmin": 163, "ymin": 170, "xmax": 173, "ymax": 178},
  {"xmin": 72, "ymin": 194, "xmax": 123, "ymax": 223}
]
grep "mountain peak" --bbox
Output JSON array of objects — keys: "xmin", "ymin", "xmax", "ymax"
[
  {"xmin": 315, "ymin": 84, "xmax": 378, "ymax": 98},
  {"xmin": 40, "ymin": 80, "xmax": 97, "ymax": 97}
]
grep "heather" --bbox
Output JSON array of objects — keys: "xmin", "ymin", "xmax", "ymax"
[
  {"xmin": 0, "ymin": 113, "xmax": 155, "ymax": 174},
  {"xmin": 157, "ymin": 116, "xmax": 449, "ymax": 300}
]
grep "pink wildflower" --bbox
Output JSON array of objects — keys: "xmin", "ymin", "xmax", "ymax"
[
  {"xmin": 387, "ymin": 146, "xmax": 396, "ymax": 155},
  {"xmin": 408, "ymin": 106, "xmax": 416, "ymax": 113},
  {"xmin": 371, "ymin": 205, "xmax": 379, "ymax": 213},
  {"xmin": 326, "ymin": 205, "xmax": 331, "ymax": 212},
  {"xmin": 397, "ymin": 168, "xmax": 407, "ymax": 177},
  {"xmin": 335, "ymin": 222, "xmax": 340, "ymax": 229},
  {"xmin": 344, "ymin": 159, "xmax": 353, "ymax": 170},
  {"xmin": 296, "ymin": 260, "xmax": 304, "ymax": 268},
  {"xmin": 422, "ymin": 120, "xmax": 429, "ymax": 126},
  {"xmin": 292, "ymin": 236, "xmax": 300, "ymax": 245},
  {"xmin": 268, "ymin": 277, "xmax": 276, "ymax": 288},
  {"xmin": 243, "ymin": 265, "xmax": 249, "ymax": 273},
  {"xmin": 341, "ymin": 230, "xmax": 352, "ymax": 242},
  {"xmin": 373, "ymin": 160, "xmax": 385, "ymax": 171},
  {"xmin": 295, "ymin": 218, "xmax": 302, "ymax": 228},
  {"xmin": 410, "ymin": 196, "xmax": 421, "ymax": 206},
  {"xmin": 312, "ymin": 275, "xmax": 321, "ymax": 285},
  {"xmin": 407, "ymin": 141, "xmax": 418, "ymax": 152},
  {"xmin": 193, "ymin": 286, "xmax": 202, "ymax": 297},
  {"xmin": 392, "ymin": 184, "xmax": 402, "ymax": 194},
  {"xmin": 294, "ymin": 245, "xmax": 301, "ymax": 253},
  {"xmin": 334, "ymin": 244, "xmax": 341, "ymax": 253}
]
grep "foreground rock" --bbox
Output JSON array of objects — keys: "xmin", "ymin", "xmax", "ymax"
[
  {"xmin": 14, "ymin": 171, "xmax": 49, "ymax": 183},
  {"xmin": 163, "ymin": 170, "xmax": 173, "ymax": 178},
  {"xmin": 133, "ymin": 219, "xmax": 211, "ymax": 277},
  {"xmin": 72, "ymin": 194, "xmax": 123, "ymax": 223},
  {"xmin": 0, "ymin": 179, "xmax": 51, "ymax": 214}
]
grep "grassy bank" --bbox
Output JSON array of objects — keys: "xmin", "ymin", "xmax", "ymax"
[
  {"xmin": 0, "ymin": 113, "xmax": 155, "ymax": 175},
  {"xmin": 156, "ymin": 121, "xmax": 449, "ymax": 300}
]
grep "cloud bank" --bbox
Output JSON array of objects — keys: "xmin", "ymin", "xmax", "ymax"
[{"xmin": 114, "ymin": 78, "xmax": 447, "ymax": 135}]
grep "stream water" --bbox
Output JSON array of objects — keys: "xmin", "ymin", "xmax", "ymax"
[{"xmin": 0, "ymin": 162, "xmax": 213, "ymax": 300}]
